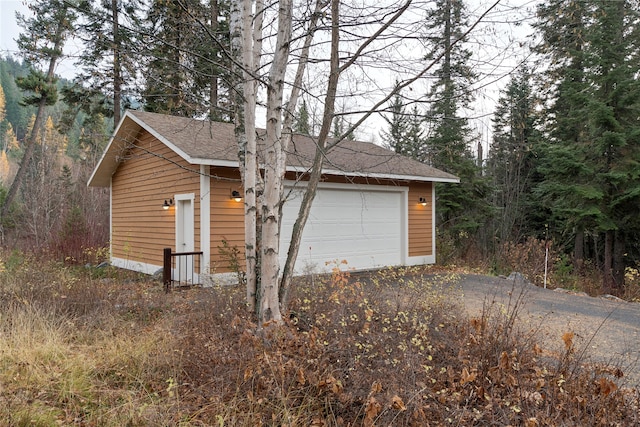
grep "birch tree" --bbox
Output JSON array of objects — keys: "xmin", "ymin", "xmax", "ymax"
[{"xmin": 231, "ymin": 0, "xmax": 502, "ymax": 323}]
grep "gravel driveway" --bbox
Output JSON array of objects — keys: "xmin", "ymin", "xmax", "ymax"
[{"xmin": 449, "ymin": 273, "xmax": 640, "ymax": 389}]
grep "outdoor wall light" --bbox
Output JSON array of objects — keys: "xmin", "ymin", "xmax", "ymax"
[
  {"xmin": 162, "ymin": 198, "xmax": 174, "ymax": 210},
  {"xmin": 231, "ymin": 190, "xmax": 243, "ymax": 202},
  {"xmin": 419, "ymin": 197, "xmax": 428, "ymax": 206}
]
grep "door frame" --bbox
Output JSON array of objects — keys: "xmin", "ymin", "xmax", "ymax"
[{"xmin": 175, "ymin": 193, "xmax": 196, "ymax": 283}]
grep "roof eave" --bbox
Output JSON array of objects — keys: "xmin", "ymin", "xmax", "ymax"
[
  {"xmin": 87, "ymin": 113, "xmax": 133, "ymax": 187},
  {"xmin": 283, "ymin": 166, "xmax": 460, "ymax": 183},
  {"xmin": 174, "ymin": 159, "xmax": 460, "ymax": 183}
]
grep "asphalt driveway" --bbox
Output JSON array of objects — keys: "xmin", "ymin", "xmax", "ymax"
[{"xmin": 451, "ymin": 273, "xmax": 640, "ymax": 389}]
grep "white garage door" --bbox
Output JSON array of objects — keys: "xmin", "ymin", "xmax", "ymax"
[{"xmin": 280, "ymin": 185, "xmax": 404, "ymax": 273}]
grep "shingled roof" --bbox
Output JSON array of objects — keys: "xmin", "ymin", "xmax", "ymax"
[{"xmin": 88, "ymin": 110, "xmax": 459, "ymax": 187}]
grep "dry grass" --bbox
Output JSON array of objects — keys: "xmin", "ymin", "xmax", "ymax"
[{"xmin": 0, "ymin": 251, "xmax": 638, "ymax": 426}]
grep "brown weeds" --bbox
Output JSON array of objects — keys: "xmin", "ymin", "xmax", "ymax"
[{"xmin": 0, "ymin": 250, "xmax": 638, "ymax": 426}]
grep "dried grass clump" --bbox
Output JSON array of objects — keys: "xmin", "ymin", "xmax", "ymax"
[{"xmin": 0, "ymin": 249, "xmax": 182, "ymax": 426}]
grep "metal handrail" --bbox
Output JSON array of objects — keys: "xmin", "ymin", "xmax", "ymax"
[{"xmin": 163, "ymin": 248, "xmax": 203, "ymax": 292}]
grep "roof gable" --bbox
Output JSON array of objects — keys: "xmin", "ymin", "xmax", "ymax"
[{"xmin": 88, "ymin": 110, "xmax": 459, "ymax": 187}]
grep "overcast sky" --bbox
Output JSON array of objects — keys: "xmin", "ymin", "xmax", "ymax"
[{"xmin": 0, "ymin": 0, "xmax": 27, "ymax": 57}]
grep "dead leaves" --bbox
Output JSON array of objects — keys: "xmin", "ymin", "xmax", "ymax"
[
  {"xmin": 364, "ymin": 396, "xmax": 382, "ymax": 426},
  {"xmin": 318, "ymin": 375, "xmax": 343, "ymax": 395},
  {"xmin": 595, "ymin": 377, "xmax": 618, "ymax": 396},
  {"xmin": 460, "ymin": 367, "xmax": 477, "ymax": 385},
  {"xmin": 391, "ymin": 394, "xmax": 407, "ymax": 411},
  {"xmin": 562, "ymin": 331, "xmax": 575, "ymax": 352}
]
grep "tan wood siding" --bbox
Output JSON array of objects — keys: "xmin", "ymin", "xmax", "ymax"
[
  {"xmin": 408, "ymin": 182, "xmax": 433, "ymax": 256},
  {"xmin": 111, "ymin": 131, "xmax": 201, "ymax": 268},
  {"xmin": 209, "ymin": 167, "xmax": 245, "ymax": 273}
]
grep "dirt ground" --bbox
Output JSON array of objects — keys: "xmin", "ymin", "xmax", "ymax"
[{"xmin": 448, "ymin": 273, "xmax": 640, "ymax": 389}]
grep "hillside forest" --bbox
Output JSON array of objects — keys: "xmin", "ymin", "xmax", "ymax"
[{"xmin": 1, "ymin": 0, "xmax": 639, "ymax": 296}]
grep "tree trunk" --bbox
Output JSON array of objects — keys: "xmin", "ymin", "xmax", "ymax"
[
  {"xmin": 230, "ymin": 0, "xmax": 259, "ymax": 313},
  {"xmin": 573, "ymin": 229, "xmax": 584, "ymax": 273},
  {"xmin": 277, "ymin": 0, "xmax": 327, "ymax": 307},
  {"xmin": 612, "ymin": 229, "xmax": 625, "ymax": 292},
  {"xmin": 0, "ymin": 10, "xmax": 67, "ymax": 220},
  {"xmin": 258, "ymin": 0, "xmax": 293, "ymax": 324},
  {"xmin": 603, "ymin": 230, "xmax": 614, "ymax": 292},
  {"xmin": 279, "ymin": 0, "xmax": 432, "ymax": 307},
  {"xmin": 279, "ymin": 0, "xmax": 340, "ymax": 308},
  {"xmin": 112, "ymin": 0, "xmax": 122, "ymax": 125},
  {"xmin": 209, "ymin": 0, "xmax": 218, "ymax": 120}
]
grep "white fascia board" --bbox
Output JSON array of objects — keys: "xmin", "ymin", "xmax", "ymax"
[
  {"xmin": 190, "ymin": 158, "xmax": 240, "ymax": 168},
  {"xmin": 283, "ymin": 166, "xmax": 460, "ymax": 184},
  {"xmin": 87, "ymin": 113, "xmax": 133, "ymax": 187},
  {"xmin": 284, "ymin": 180, "xmax": 409, "ymax": 193},
  {"xmin": 194, "ymin": 161, "xmax": 459, "ymax": 184}
]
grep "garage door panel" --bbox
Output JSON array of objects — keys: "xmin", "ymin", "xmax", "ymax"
[{"xmin": 280, "ymin": 186, "xmax": 403, "ymax": 273}]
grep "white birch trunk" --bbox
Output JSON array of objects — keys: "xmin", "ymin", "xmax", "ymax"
[
  {"xmin": 241, "ymin": 0, "xmax": 258, "ymax": 313},
  {"xmin": 231, "ymin": 0, "xmax": 261, "ymax": 313},
  {"xmin": 258, "ymin": 0, "xmax": 293, "ymax": 324}
]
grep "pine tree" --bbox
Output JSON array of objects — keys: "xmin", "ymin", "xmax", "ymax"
[
  {"xmin": 64, "ymin": 0, "xmax": 143, "ymax": 126},
  {"xmin": 380, "ymin": 88, "xmax": 426, "ymax": 161},
  {"xmin": 404, "ymin": 106, "xmax": 426, "ymax": 161},
  {"xmin": 142, "ymin": 0, "xmax": 230, "ymax": 118},
  {"xmin": 488, "ymin": 67, "xmax": 540, "ymax": 244},
  {"xmin": 0, "ymin": 84, "xmax": 6, "ymax": 152},
  {"xmin": 534, "ymin": 0, "xmax": 640, "ymax": 291},
  {"xmin": 380, "ymin": 89, "xmax": 409, "ymax": 154},
  {"xmin": 0, "ymin": 58, "xmax": 32, "ymax": 141},
  {"xmin": 332, "ymin": 115, "xmax": 355, "ymax": 141},
  {"xmin": 423, "ymin": 0, "xmax": 489, "ymax": 243},
  {"xmin": 585, "ymin": 0, "xmax": 640, "ymax": 290},
  {"xmin": 295, "ymin": 100, "xmax": 311, "ymax": 135},
  {"xmin": 0, "ymin": 0, "xmax": 76, "ymax": 221}
]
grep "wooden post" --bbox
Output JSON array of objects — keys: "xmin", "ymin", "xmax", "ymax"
[{"xmin": 163, "ymin": 247, "xmax": 172, "ymax": 293}]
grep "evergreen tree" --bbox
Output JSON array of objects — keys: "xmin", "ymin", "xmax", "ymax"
[
  {"xmin": 380, "ymin": 89, "xmax": 426, "ymax": 161},
  {"xmin": 0, "ymin": 84, "xmax": 6, "ymax": 152},
  {"xmin": 0, "ymin": 0, "xmax": 76, "ymax": 221},
  {"xmin": 534, "ymin": 0, "xmax": 640, "ymax": 291},
  {"xmin": 332, "ymin": 115, "xmax": 356, "ymax": 141},
  {"xmin": 585, "ymin": 0, "xmax": 640, "ymax": 290},
  {"xmin": 295, "ymin": 100, "xmax": 311, "ymax": 135},
  {"xmin": 423, "ymin": 0, "xmax": 490, "ymax": 243},
  {"xmin": 0, "ymin": 58, "xmax": 32, "ymax": 140},
  {"xmin": 488, "ymin": 67, "xmax": 540, "ymax": 244},
  {"xmin": 65, "ymin": 0, "xmax": 143, "ymax": 126},
  {"xmin": 533, "ymin": 0, "xmax": 593, "ymax": 269},
  {"xmin": 404, "ymin": 106, "xmax": 426, "ymax": 161},
  {"xmin": 192, "ymin": 0, "xmax": 232, "ymax": 121},
  {"xmin": 380, "ymin": 89, "xmax": 409, "ymax": 153},
  {"xmin": 0, "ymin": 84, "xmax": 5, "ymax": 126},
  {"xmin": 142, "ymin": 0, "xmax": 230, "ymax": 118}
]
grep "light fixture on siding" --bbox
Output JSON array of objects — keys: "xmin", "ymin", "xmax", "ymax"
[
  {"xmin": 419, "ymin": 197, "xmax": 428, "ymax": 206},
  {"xmin": 162, "ymin": 198, "xmax": 174, "ymax": 210},
  {"xmin": 231, "ymin": 190, "xmax": 243, "ymax": 202}
]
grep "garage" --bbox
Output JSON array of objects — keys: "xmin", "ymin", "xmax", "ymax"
[{"xmin": 280, "ymin": 183, "xmax": 406, "ymax": 273}]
